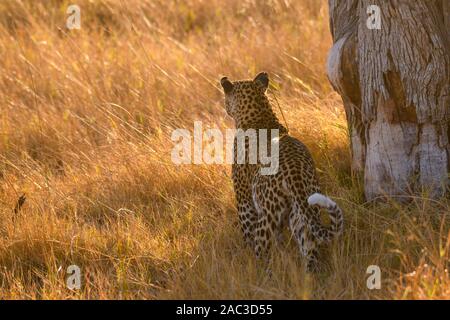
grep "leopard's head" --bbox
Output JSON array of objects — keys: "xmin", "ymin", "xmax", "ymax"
[{"xmin": 220, "ymin": 72, "xmax": 270, "ymax": 126}]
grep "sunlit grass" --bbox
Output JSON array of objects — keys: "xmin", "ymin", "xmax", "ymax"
[{"xmin": 0, "ymin": 0, "xmax": 448, "ymax": 299}]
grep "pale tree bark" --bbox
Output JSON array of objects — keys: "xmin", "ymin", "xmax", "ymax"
[{"xmin": 327, "ymin": 0, "xmax": 449, "ymax": 201}]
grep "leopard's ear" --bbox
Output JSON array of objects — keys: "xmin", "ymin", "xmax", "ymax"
[
  {"xmin": 220, "ymin": 77, "xmax": 234, "ymax": 94},
  {"xmin": 253, "ymin": 72, "xmax": 269, "ymax": 91}
]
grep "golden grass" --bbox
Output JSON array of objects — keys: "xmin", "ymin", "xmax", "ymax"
[{"xmin": 0, "ymin": 0, "xmax": 448, "ymax": 299}]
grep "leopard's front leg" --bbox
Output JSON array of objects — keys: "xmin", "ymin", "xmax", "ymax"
[
  {"xmin": 236, "ymin": 197, "xmax": 258, "ymax": 248},
  {"xmin": 232, "ymin": 164, "xmax": 258, "ymax": 248}
]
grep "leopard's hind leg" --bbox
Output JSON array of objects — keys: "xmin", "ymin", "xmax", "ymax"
[
  {"xmin": 288, "ymin": 200, "xmax": 320, "ymax": 272},
  {"xmin": 252, "ymin": 176, "xmax": 290, "ymax": 260}
]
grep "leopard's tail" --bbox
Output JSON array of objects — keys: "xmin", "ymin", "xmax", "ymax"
[{"xmin": 307, "ymin": 193, "xmax": 343, "ymax": 237}]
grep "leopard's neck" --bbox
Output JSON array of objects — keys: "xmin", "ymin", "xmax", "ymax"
[{"xmin": 235, "ymin": 97, "xmax": 288, "ymax": 134}]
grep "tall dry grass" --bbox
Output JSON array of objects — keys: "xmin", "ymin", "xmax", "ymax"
[{"xmin": 0, "ymin": 0, "xmax": 448, "ymax": 299}]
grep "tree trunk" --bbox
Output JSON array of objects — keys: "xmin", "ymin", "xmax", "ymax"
[{"xmin": 327, "ymin": 0, "xmax": 449, "ymax": 201}]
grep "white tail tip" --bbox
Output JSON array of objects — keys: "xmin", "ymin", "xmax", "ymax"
[{"xmin": 307, "ymin": 193, "xmax": 335, "ymax": 207}]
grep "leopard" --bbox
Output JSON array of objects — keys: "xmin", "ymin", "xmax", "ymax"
[{"xmin": 220, "ymin": 71, "xmax": 344, "ymax": 272}]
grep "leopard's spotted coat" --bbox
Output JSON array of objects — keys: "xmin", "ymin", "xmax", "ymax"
[{"xmin": 221, "ymin": 72, "xmax": 343, "ymax": 272}]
